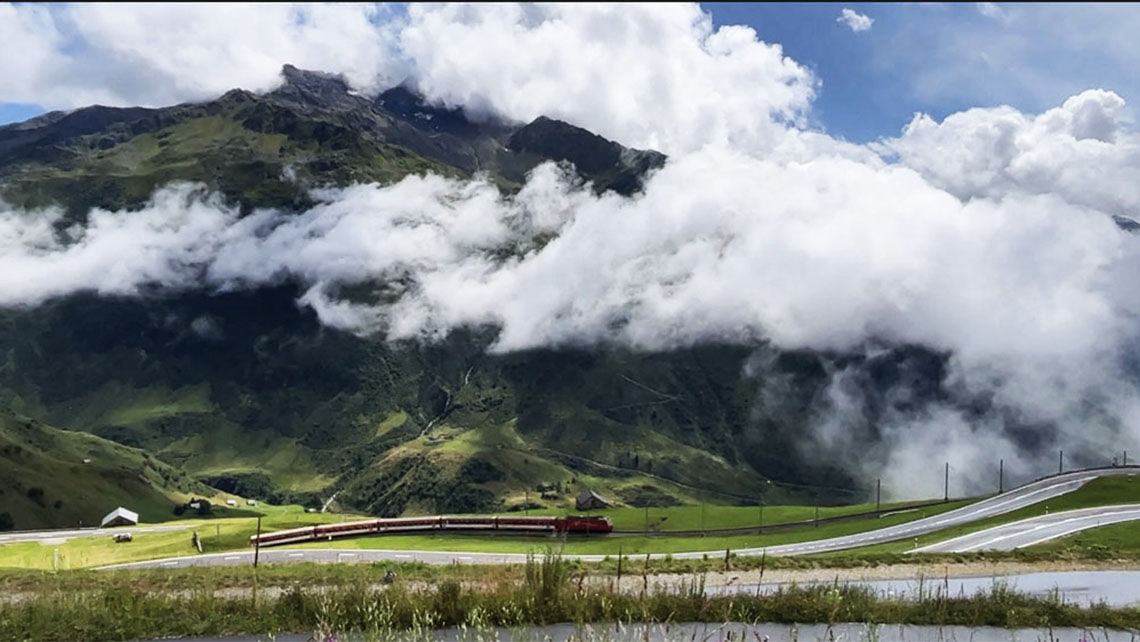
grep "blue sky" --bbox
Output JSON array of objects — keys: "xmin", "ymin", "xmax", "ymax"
[
  {"xmin": 2, "ymin": 3, "xmax": 1137, "ymax": 144},
  {"xmin": 706, "ymin": 3, "xmax": 1139, "ymax": 142}
]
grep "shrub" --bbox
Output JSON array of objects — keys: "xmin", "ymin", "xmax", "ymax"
[{"xmin": 26, "ymin": 487, "xmax": 45, "ymax": 507}]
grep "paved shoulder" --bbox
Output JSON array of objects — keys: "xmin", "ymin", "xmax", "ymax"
[{"xmin": 914, "ymin": 504, "xmax": 1140, "ymax": 553}]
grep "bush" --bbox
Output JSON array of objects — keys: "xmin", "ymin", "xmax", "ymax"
[{"xmin": 26, "ymin": 487, "xmax": 45, "ymax": 507}]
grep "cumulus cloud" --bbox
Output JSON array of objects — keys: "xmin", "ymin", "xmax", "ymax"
[
  {"xmin": 879, "ymin": 89, "xmax": 1140, "ymax": 215},
  {"xmin": 400, "ymin": 3, "xmax": 815, "ymax": 154},
  {"xmin": 837, "ymin": 8, "xmax": 873, "ymax": 33},
  {"xmin": 0, "ymin": 3, "xmax": 404, "ymax": 109}
]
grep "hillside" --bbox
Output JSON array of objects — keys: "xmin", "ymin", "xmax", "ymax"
[
  {"xmin": 0, "ymin": 65, "xmax": 903, "ymax": 521},
  {"xmin": 0, "ymin": 65, "xmax": 664, "ymax": 220},
  {"xmin": 0, "ymin": 409, "xmax": 210, "ymax": 530}
]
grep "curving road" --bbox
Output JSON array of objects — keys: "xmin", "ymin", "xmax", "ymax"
[
  {"xmin": 98, "ymin": 468, "xmax": 1140, "ymax": 571},
  {"xmin": 914, "ymin": 504, "xmax": 1140, "ymax": 553}
]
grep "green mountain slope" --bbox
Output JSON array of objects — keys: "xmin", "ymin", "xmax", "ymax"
[
  {"xmin": 0, "ymin": 409, "xmax": 210, "ymax": 530},
  {"xmin": 0, "ymin": 65, "xmax": 902, "ymax": 523},
  {"xmin": 0, "ymin": 65, "xmax": 663, "ymax": 220}
]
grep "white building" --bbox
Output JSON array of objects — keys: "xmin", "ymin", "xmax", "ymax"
[
  {"xmin": 225, "ymin": 499, "xmax": 237, "ymax": 507},
  {"xmin": 100, "ymin": 507, "xmax": 139, "ymax": 528}
]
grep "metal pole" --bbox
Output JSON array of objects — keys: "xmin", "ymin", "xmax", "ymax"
[
  {"xmin": 999, "ymin": 459, "xmax": 1004, "ymax": 494},
  {"xmin": 876, "ymin": 478, "xmax": 881, "ymax": 515},
  {"xmin": 253, "ymin": 517, "xmax": 261, "ymax": 569},
  {"xmin": 944, "ymin": 462, "xmax": 949, "ymax": 502},
  {"xmin": 1059, "ymin": 449, "xmax": 1064, "ymax": 474}
]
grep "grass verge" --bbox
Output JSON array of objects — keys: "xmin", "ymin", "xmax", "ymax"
[{"xmin": 2, "ymin": 552, "xmax": 1137, "ymax": 641}]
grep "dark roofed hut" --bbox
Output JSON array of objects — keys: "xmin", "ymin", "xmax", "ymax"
[{"xmin": 575, "ymin": 490, "xmax": 612, "ymax": 511}]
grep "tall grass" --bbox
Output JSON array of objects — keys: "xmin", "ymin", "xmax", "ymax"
[{"xmin": 1, "ymin": 554, "xmax": 1136, "ymax": 641}]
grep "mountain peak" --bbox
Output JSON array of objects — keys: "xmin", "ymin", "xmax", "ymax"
[
  {"xmin": 270, "ymin": 64, "xmax": 358, "ymax": 112},
  {"xmin": 280, "ymin": 64, "xmax": 351, "ymax": 93}
]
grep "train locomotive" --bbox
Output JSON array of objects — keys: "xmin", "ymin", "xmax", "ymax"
[{"xmin": 251, "ymin": 514, "xmax": 613, "ymax": 547}]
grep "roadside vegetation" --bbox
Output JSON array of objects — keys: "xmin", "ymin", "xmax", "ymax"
[{"xmin": 2, "ymin": 551, "xmax": 1138, "ymax": 641}]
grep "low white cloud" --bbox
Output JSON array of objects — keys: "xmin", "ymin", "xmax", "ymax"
[
  {"xmin": 976, "ymin": 2, "xmax": 1009, "ymax": 22},
  {"xmin": 3, "ymin": 89, "xmax": 1139, "ymax": 496},
  {"xmin": 837, "ymin": 8, "xmax": 874, "ymax": 33},
  {"xmin": 0, "ymin": 185, "xmax": 235, "ymax": 306},
  {"xmin": 879, "ymin": 89, "xmax": 1140, "ymax": 215}
]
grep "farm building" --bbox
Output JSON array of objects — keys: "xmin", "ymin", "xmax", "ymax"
[
  {"xmin": 575, "ymin": 490, "xmax": 612, "ymax": 511},
  {"xmin": 100, "ymin": 507, "xmax": 139, "ymax": 528}
]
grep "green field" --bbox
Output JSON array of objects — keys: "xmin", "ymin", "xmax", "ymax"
[
  {"xmin": 529, "ymin": 497, "xmax": 939, "ymax": 532},
  {"xmin": 0, "ymin": 505, "xmax": 348, "ymax": 571},
  {"xmin": 291, "ymin": 500, "xmax": 971, "ymax": 556},
  {"xmin": 0, "ymin": 499, "xmax": 971, "ymax": 570},
  {"xmin": 7, "ymin": 473, "xmax": 1139, "ymax": 572},
  {"xmin": 1030, "ymin": 518, "xmax": 1140, "ymax": 556}
]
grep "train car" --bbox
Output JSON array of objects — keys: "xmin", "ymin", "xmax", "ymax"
[
  {"xmin": 555, "ymin": 515, "xmax": 613, "ymax": 533},
  {"xmin": 374, "ymin": 516, "xmax": 443, "ymax": 533},
  {"xmin": 493, "ymin": 516, "xmax": 558, "ymax": 532},
  {"xmin": 442, "ymin": 516, "xmax": 497, "ymax": 530}
]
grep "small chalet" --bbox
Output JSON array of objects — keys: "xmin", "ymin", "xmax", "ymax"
[{"xmin": 100, "ymin": 507, "xmax": 139, "ymax": 528}]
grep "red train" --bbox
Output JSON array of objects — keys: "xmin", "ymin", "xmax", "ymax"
[{"xmin": 250, "ymin": 514, "xmax": 613, "ymax": 547}]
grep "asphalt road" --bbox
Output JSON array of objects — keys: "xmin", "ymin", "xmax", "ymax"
[
  {"xmin": 0, "ymin": 524, "xmax": 189, "ymax": 545},
  {"xmin": 98, "ymin": 468, "xmax": 1140, "ymax": 571},
  {"xmin": 914, "ymin": 504, "xmax": 1140, "ymax": 553}
]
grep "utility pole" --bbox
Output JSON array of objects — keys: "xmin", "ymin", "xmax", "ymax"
[
  {"xmin": 875, "ymin": 478, "xmax": 881, "ymax": 516},
  {"xmin": 253, "ymin": 517, "xmax": 262, "ymax": 569},
  {"xmin": 944, "ymin": 462, "xmax": 949, "ymax": 503},
  {"xmin": 1059, "ymin": 449, "xmax": 1064, "ymax": 474},
  {"xmin": 999, "ymin": 459, "xmax": 1004, "ymax": 494}
]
